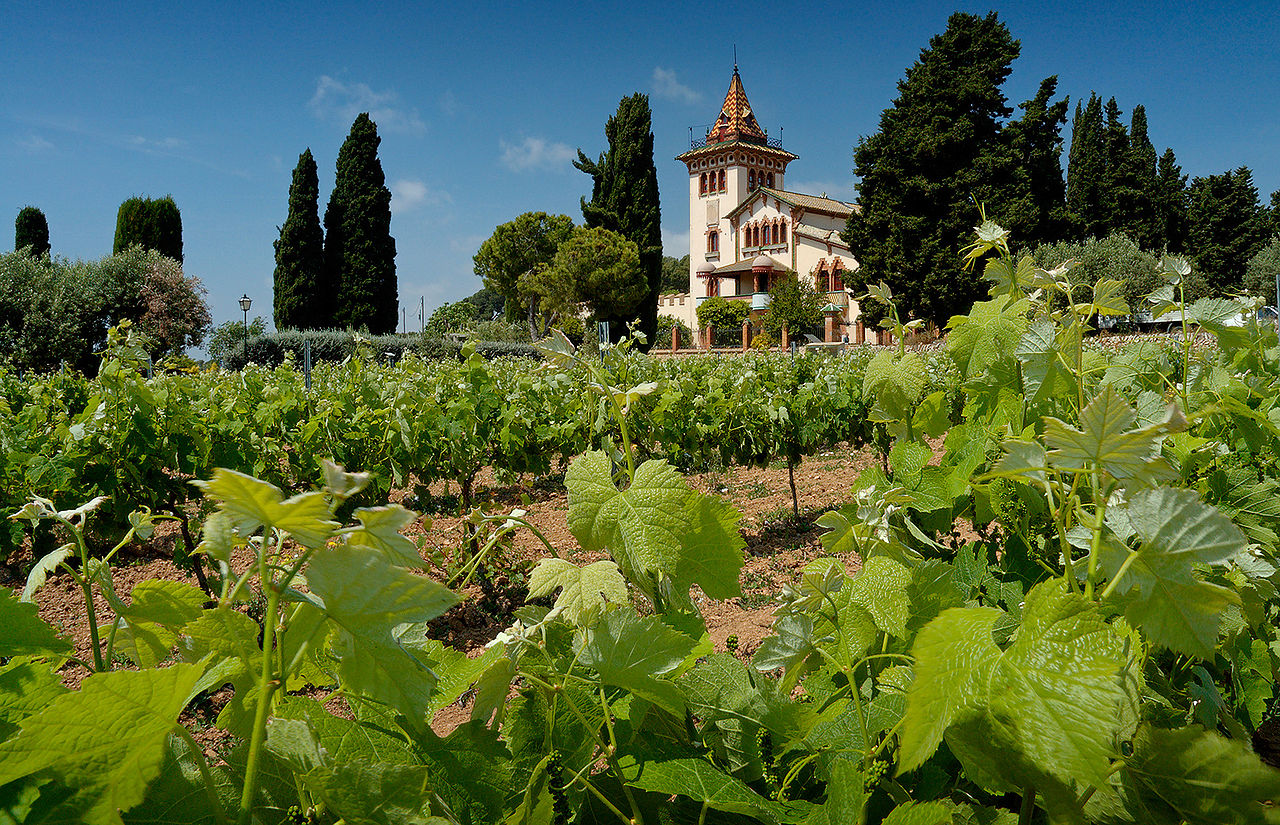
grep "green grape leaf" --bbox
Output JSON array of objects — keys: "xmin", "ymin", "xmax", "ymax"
[
  {"xmin": 1102, "ymin": 488, "xmax": 1247, "ymax": 658},
  {"xmin": 677, "ymin": 492, "xmax": 746, "ymax": 599},
  {"xmin": 0, "ymin": 588, "xmax": 72, "ymax": 659},
  {"xmin": 21, "ymin": 544, "xmax": 74, "ymax": 602},
  {"xmin": 847, "ymin": 556, "xmax": 911, "ymax": 638},
  {"xmin": 902, "ymin": 581, "xmax": 1125, "ymax": 790},
  {"xmin": 946, "ymin": 295, "xmax": 1031, "ymax": 380},
  {"xmin": 580, "ymin": 611, "xmax": 695, "ymax": 716},
  {"xmin": 881, "ymin": 800, "xmax": 954, "ymax": 825},
  {"xmin": 1089, "ymin": 278, "xmax": 1130, "ymax": 317},
  {"xmin": 1016, "ymin": 320, "xmax": 1075, "ymax": 405},
  {"xmin": 192, "ymin": 469, "xmax": 336, "ymax": 548},
  {"xmin": 566, "ymin": 451, "xmax": 686, "ymax": 587},
  {"xmin": 303, "ymin": 762, "xmax": 443, "ymax": 825},
  {"xmin": 1087, "ymin": 725, "xmax": 1280, "ymax": 825},
  {"xmin": 394, "ymin": 626, "xmax": 505, "ymax": 717},
  {"xmin": 504, "ymin": 753, "xmax": 556, "ymax": 825},
  {"xmin": 1185, "ymin": 297, "xmax": 1241, "ymax": 329},
  {"xmin": 527, "ymin": 558, "xmax": 628, "ymax": 625},
  {"xmin": 307, "ymin": 545, "xmax": 460, "ymax": 721},
  {"xmin": 913, "ymin": 390, "xmax": 953, "ymax": 438},
  {"xmin": 1044, "ymin": 384, "xmax": 1168, "ymax": 483},
  {"xmin": 0, "ymin": 663, "xmax": 204, "ymax": 825},
  {"xmin": 864, "ymin": 351, "xmax": 927, "ymax": 424},
  {"xmin": 621, "ymin": 756, "xmax": 810, "ymax": 824},
  {"xmin": 347, "ymin": 504, "xmax": 423, "ymax": 568},
  {"xmin": 990, "ymin": 439, "xmax": 1048, "ymax": 485},
  {"xmin": 899, "ymin": 607, "xmax": 1003, "ymax": 773},
  {"xmin": 415, "ymin": 720, "xmax": 516, "ymax": 825},
  {"xmin": 753, "ymin": 614, "xmax": 815, "ymax": 673},
  {"xmin": 277, "ymin": 696, "xmax": 416, "ymax": 766},
  {"xmin": 0, "ymin": 660, "xmax": 68, "ymax": 741},
  {"xmin": 566, "ymin": 452, "xmax": 744, "ymax": 602},
  {"xmin": 889, "ymin": 440, "xmax": 932, "ymax": 481}
]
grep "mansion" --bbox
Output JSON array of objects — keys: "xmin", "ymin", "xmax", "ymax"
[{"xmin": 659, "ymin": 67, "xmax": 866, "ymax": 345}]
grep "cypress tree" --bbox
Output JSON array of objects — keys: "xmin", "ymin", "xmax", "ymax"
[
  {"xmin": 1100, "ymin": 97, "xmax": 1134, "ymax": 235},
  {"xmin": 273, "ymin": 149, "xmax": 325, "ymax": 329},
  {"xmin": 997, "ymin": 75, "xmax": 1071, "ymax": 247},
  {"xmin": 1155, "ymin": 149, "xmax": 1189, "ymax": 252},
  {"xmin": 1066, "ymin": 93, "xmax": 1106, "ymax": 237},
  {"xmin": 574, "ymin": 94, "xmax": 662, "ymax": 347},
  {"xmin": 1121, "ymin": 105, "xmax": 1161, "ymax": 249},
  {"xmin": 842, "ymin": 11, "xmax": 1020, "ymax": 327},
  {"xmin": 14, "ymin": 206, "xmax": 50, "ymax": 257},
  {"xmin": 113, "ymin": 195, "xmax": 182, "ymax": 261},
  {"xmin": 1186, "ymin": 167, "xmax": 1267, "ymax": 294},
  {"xmin": 323, "ymin": 113, "xmax": 397, "ymax": 333}
]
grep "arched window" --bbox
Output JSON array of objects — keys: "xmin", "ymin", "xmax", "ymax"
[
  {"xmin": 718, "ymin": 169, "xmax": 725, "ymax": 191},
  {"xmin": 699, "ymin": 173, "xmax": 707, "ymax": 195},
  {"xmin": 771, "ymin": 222, "xmax": 779, "ymax": 245},
  {"xmin": 707, "ymin": 231, "xmax": 718, "ymax": 254},
  {"xmin": 780, "ymin": 222, "xmax": 787, "ymax": 243},
  {"xmin": 767, "ymin": 173, "xmax": 775, "ymax": 188},
  {"xmin": 749, "ymin": 171, "xmax": 756, "ymax": 189}
]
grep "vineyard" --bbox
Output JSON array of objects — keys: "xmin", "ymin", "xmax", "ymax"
[{"xmin": 3, "ymin": 223, "xmax": 1280, "ymax": 824}]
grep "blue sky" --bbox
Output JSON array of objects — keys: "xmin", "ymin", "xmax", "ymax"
[{"xmin": 4, "ymin": 1, "xmax": 1278, "ymax": 335}]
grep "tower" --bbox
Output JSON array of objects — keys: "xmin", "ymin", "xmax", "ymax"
[{"xmin": 676, "ymin": 66, "xmax": 797, "ymax": 298}]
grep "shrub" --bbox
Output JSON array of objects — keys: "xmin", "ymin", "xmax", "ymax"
[
  {"xmin": 1031, "ymin": 233, "xmax": 1181, "ymax": 309},
  {"xmin": 221, "ymin": 329, "xmax": 540, "ymax": 369},
  {"xmin": 1243, "ymin": 235, "xmax": 1280, "ymax": 305},
  {"xmin": 655, "ymin": 314, "xmax": 693, "ymax": 349},
  {"xmin": 696, "ymin": 295, "xmax": 748, "ymax": 332}
]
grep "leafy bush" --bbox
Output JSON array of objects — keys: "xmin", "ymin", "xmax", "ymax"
[
  {"xmin": 222, "ymin": 328, "xmax": 540, "ymax": 369},
  {"xmin": 696, "ymin": 295, "xmax": 748, "ymax": 333},
  {"xmin": 1030, "ymin": 232, "xmax": 1193, "ymax": 308},
  {"xmin": 1243, "ymin": 234, "xmax": 1280, "ymax": 304},
  {"xmin": 655, "ymin": 314, "xmax": 693, "ymax": 349}
]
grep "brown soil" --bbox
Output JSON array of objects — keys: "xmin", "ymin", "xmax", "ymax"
[{"xmin": 2, "ymin": 441, "xmax": 915, "ymax": 748}]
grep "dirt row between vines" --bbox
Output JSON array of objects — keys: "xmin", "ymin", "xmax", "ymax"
[{"xmin": 3, "ymin": 442, "xmax": 910, "ymax": 746}]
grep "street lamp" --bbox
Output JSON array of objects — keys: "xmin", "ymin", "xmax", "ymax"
[{"xmin": 239, "ymin": 294, "xmax": 252, "ymax": 357}]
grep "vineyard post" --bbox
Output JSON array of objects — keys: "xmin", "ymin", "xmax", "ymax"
[{"xmin": 303, "ymin": 338, "xmax": 312, "ymax": 392}]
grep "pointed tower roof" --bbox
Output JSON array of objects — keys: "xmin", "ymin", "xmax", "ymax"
[{"xmin": 706, "ymin": 66, "xmax": 767, "ymax": 145}]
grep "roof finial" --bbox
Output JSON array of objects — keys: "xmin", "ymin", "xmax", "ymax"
[{"xmin": 733, "ymin": 45, "xmax": 737, "ymax": 73}]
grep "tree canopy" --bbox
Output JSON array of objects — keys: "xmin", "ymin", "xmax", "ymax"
[
  {"xmin": 14, "ymin": 207, "xmax": 49, "ymax": 258},
  {"xmin": 842, "ymin": 11, "xmax": 1024, "ymax": 327},
  {"xmin": 763, "ymin": 271, "xmax": 824, "ymax": 338},
  {"xmin": 575, "ymin": 93, "xmax": 662, "ymax": 346},
  {"xmin": 323, "ymin": 113, "xmax": 397, "ymax": 333},
  {"xmin": 539, "ymin": 226, "xmax": 646, "ymax": 326},
  {"xmin": 273, "ymin": 149, "xmax": 325, "ymax": 330},
  {"xmin": 473, "ymin": 212, "xmax": 574, "ymax": 338},
  {"xmin": 1186, "ymin": 167, "xmax": 1268, "ymax": 294},
  {"xmin": 113, "ymin": 196, "xmax": 183, "ymax": 262}
]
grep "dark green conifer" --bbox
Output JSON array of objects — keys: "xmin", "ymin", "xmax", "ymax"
[
  {"xmin": 323, "ymin": 113, "xmax": 397, "ymax": 333},
  {"xmin": 1186, "ymin": 167, "xmax": 1267, "ymax": 294},
  {"xmin": 1066, "ymin": 93, "xmax": 1106, "ymax": 237},
  {"xmin": 998, "ymin": 75, "xmax": 1072, "ymax": 247},
  {"xmin": 841, "ymin": 11, "xmax": 1020, "ymax": 327},
  {"xmin": 14, "ymin": 206, "xmax": 50, "ymax": 257},
  {"xmin": 574, "ymin": 94, "xmax": 662, "ymax": 346},
  {"xmin": 273, "ymin": 149, "xmax": 325, "ymax": 329},
  {"xmin": 113, "ymin": 195, "xmax": 182, "ymax": 262},
  {"xmin": 1155, "ymin": 149, "xmax": 1189, "ymax": 252}
]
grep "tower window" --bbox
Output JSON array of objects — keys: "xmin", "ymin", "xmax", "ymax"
[
  {"xmin": 707, "ymin": 231, "xmax": 718, "ymax": 254},
  {"xmin": 780, "ymin": 222, "xmax": 787, "ymax": 243},
  {"xmin": 772, "ymin": 222, "xmax": 780, "ymax": 245},
  {"xmin": 699, "ymin": 173, "xmax": 707, "ymax": 195},
  {"xmin": 767, "ymin": 173, "xmax": 775, "ymax": 188},
  {"xmin": 718, "ymin": 170, "xmax": 725, "ymax": 192}
]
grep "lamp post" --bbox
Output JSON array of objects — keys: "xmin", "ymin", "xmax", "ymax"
[{"xmin": 239, "ymin": 294, "xmax": 252, "ymax": 357}]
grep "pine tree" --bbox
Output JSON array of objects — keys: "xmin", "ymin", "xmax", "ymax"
[
  {"xmin": 323, "ymin": 113, "xmax": 397, "ymax": 333},
  {"xmin": 574, "ymin": 93, "xmax": 662, "ymax": 346},
  {"xmin": 1120, "ymin": 105, "xmax": 1161, "ymax": 249},
  {"xmin": 1155, "ymin": 149, "xmax": 1189, "ymax": 252},
  {"xmin": 273, "ymin": 149, "xmax": 325, "ymax": 329},
  {"xmin": 842, "ymin": 11, "xmax": 1020, "ymax": 327},
  {"xmin": 1186, "ymin": 167, "xmax": 1267, "ymax": 294},
  {"xmin": 14, "ymin": 206, "xmax": 49, "ymax": 257},
  {"xmin": 1268, "ymin": 189, "xmax": 1280, "ymax": 240},
  {"xmin": 113, "ymin": 196, "xmax": 182, "ymax": 261},
  {"xmin": 1066, "ymin": 93, "xmax": 1106, "ymax": 237},
  {"xmin": 997, "ymin": 75, "xmax": 1071, "ymax": 247}
]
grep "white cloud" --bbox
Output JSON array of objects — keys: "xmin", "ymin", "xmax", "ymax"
[
  {"xmin": 15, "ymin": 134, "xmax": 54, "ymax": 152},
  {"xmin": 129, "ymin": 135, "xmax": 186, "ymax": 150},
  {"xmin": 651, "ymin": 67, "xmax": 701, "ymax": 105},
  {"xmin": 499, "ymin": 136, "xmax": 575, "ymax": 172},
  {"xmin": 310, "ymin": 75, "xmax": 426, "ymax": 134},
  {"xmin": 391, "ymin": 178, "xmax": 450, "ymax": 211}
]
